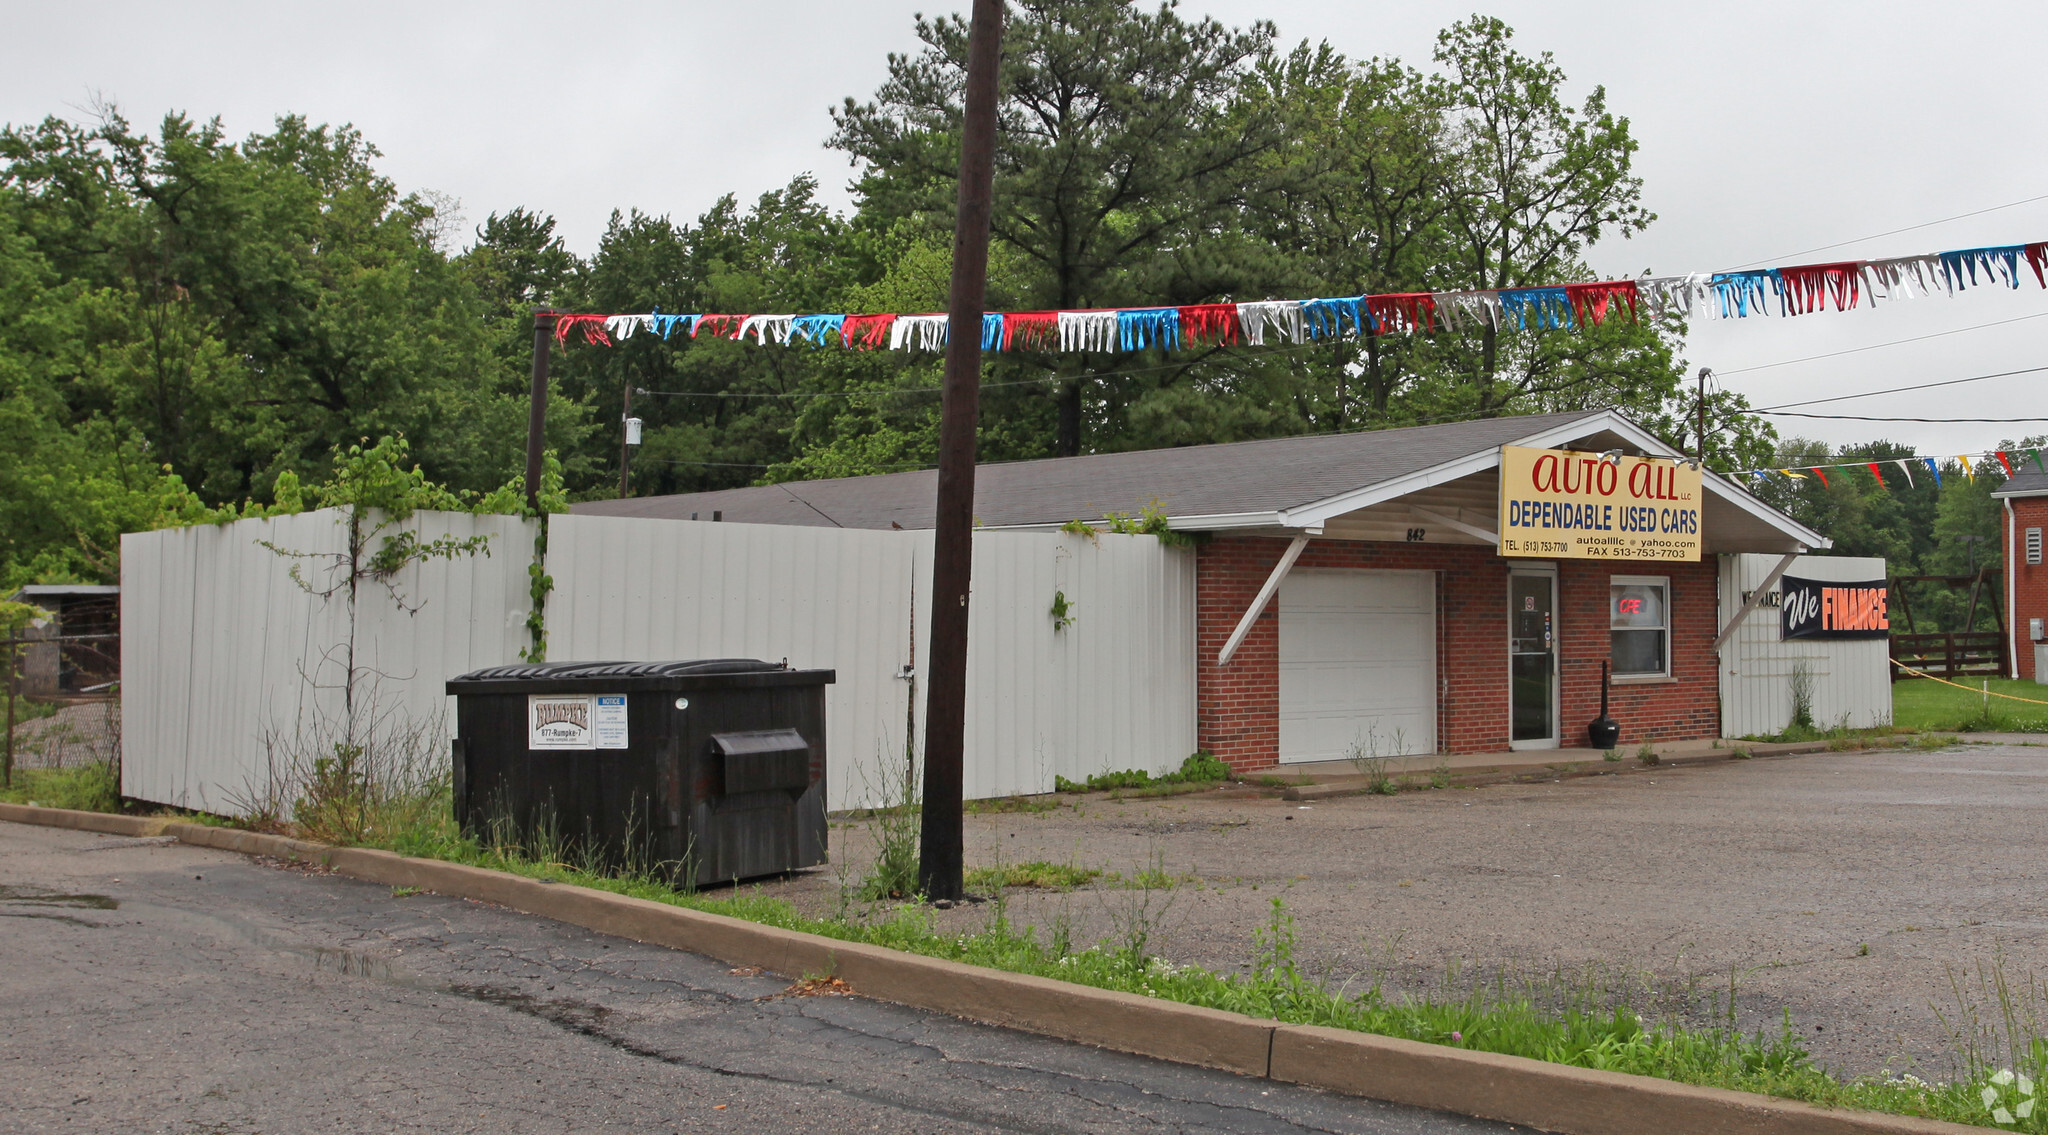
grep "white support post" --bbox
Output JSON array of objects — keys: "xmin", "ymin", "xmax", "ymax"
[
  {"xmin": 1217, "ymin": 536, "xmax": 1309, "ymax": 666},
  {"xmin": 1712, "ymin": 549, "xmax": 1803, "ymax": 653},
  {"xmin": 1409, "ymin": 505, "xmax": 1497, "ymax": 545}
]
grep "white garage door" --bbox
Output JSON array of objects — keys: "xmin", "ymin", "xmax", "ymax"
[{"xmin": 1278, "ymin": 569, "xmax": 1436, "ymax": 762}]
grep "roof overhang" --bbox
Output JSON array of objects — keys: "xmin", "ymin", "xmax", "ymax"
[{"xmin": 1043, "ymin": 410, "xmax": 1828, "ymax": 553}]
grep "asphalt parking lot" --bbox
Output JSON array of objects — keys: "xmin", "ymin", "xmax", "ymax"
[
  {"xmin": 771, "ymin": 741, "xmax": 2048, "ymax": 1080},
  {"xmin": 0, "ymin": 820, "xmax": 1512, "ymax": 1135}
]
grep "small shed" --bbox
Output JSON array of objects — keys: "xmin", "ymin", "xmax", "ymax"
[{"xmin": 8, "ymin": 585, "xmax": 121, "ymax": 701}]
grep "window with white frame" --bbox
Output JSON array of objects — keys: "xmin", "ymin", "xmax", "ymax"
[{"xmin": 1610, "ymin": 576, "xmax": 1670, "ymax": 678}]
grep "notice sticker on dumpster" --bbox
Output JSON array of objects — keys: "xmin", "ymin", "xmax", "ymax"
[
  {"xmin": 593, "ymin": 694, "xmax": 629, "ymax": 749},
  {"xmin": 529, "ymin": 694, "xmax": 595, "ymax": 749}
]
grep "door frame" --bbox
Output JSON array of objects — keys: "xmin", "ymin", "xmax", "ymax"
[{"xmin": 1507, "ymin": 564, "xmax": 1560, "ymax": 751}]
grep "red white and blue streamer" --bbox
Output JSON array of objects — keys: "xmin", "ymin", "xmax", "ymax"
[{"xmin": 553, "ymin": 239, "xmax": 2048, "ymax": 354}]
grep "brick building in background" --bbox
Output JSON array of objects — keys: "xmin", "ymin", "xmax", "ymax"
[
  {"xmin": 1995, "ymin": 473, "xmax": 2048, "ymax": 680},
  {"xmin": 579, "ymin": 409, "xmax": 1827, "ymax": 775}
]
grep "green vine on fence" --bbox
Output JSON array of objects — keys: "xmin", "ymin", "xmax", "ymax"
[
  {"xmin": 1066, "ymin": 501, "xmax": 1204, "ymax": 549},
  {"xmin": 153, "ymin": 435, "xmax": 568, "ymax": 661}
]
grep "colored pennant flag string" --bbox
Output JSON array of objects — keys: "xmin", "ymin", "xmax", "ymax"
[
  {"xmin": 542, "ymin": 233, "xmax": 2048, "ymax": 356},
  {"xmin": 1735, "ymin": 449, "xmax": 2048, "ymax": 490}
]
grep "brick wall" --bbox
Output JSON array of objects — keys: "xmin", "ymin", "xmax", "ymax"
[
  {"xmin": 2009, "ymin": 497, "xmax": 2048, "ymax": 680},
  {"xmin": 1196, "ymin": 536, "xmax": 1722, "ymax": 772},
  {"xmin": 1556, "ymin": 558, "xmax": 1721, "ymax": 748}
]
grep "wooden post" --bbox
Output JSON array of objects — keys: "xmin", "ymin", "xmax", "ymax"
[
  {"xmin": 618, "ymin": 379, "xmax": 635, "ymax": 498},
  {"xmin": 4, "ymin": 629, "xmax": 16, "ymax": 788},
  {"xmin": 917, "ymin": 0, "xmax": 1004, "ymax": 903},
  {"xmin": 526, "ymin": 310, "xmax": 557, "ymax": 513}
]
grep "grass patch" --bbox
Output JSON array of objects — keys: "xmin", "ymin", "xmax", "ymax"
[
  {"xmin": 964, "ymin": 861, "xmax": 1101, "ymax": 891},
  {"xmin": 1893, "ymin": 678, "xmax": 2048, "ymax": 733},
  {"xmin": 0, "ymin": 762, "xmax": 120, "ymax": 812},
  {"xmin": 1056, "ymin": 752, "xmax": 1231, "ymax": 794}
]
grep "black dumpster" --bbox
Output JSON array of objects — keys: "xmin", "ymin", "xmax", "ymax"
[{"xmin": 444, "ymin": 659, "xmax": 833, "ymax": 886}]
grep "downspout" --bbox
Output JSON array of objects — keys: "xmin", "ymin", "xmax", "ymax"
[{"xmin": 2007, "ymin": 498, "xmax": 2019, "ymax": 680}]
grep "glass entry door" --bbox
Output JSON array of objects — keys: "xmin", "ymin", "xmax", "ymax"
[{"xmin": 1509, "ymin": 571, "xmax": 1557, "ymax": 747}]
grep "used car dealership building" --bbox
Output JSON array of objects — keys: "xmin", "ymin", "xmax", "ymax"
[{"xmin": 578, "ymin": 409, "xmax": 1833, "ymax": 772}]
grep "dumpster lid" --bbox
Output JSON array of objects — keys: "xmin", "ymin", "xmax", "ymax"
[{"xmin": 450, "ymin": 659, "xmax": 786, "ymax": 682}]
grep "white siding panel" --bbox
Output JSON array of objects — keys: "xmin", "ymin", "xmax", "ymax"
[
  {"xmin": 1718, "ymin": 553, "xmax": 1894, "ymax": 737},
  {"xmin": 120, "ymin": 510, "xmax": 534, "ymax": 814},
  {"xmin": 544, "ymin": 516, "xmax": 1196, "ymax": 809}
]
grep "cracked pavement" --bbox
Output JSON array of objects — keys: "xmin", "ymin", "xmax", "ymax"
[{"xmin": 0, "ymin": 822, "xmax": 1513, "ymax": 1134}]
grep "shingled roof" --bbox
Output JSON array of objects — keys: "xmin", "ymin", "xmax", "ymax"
[
  {"xmin": 576, "ymin": 411, "xmax": 1614, "ymax": 531},
  {"xmin": 1993, "ymin": 469, "xmax": 2048, "ymax": 497}
]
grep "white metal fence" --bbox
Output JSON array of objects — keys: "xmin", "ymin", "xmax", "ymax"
[
  {"xmin": 1718, "ymin": 553, "xmax": 1893, "ymax": 737},
  {"xmin": 544, "ymin": 514, "xmax": 1197, "ymax": 809},
  {"xmin": 120, "ymin": 509, "xmax": 537, "ymax": 813},
  {"xmin": 121, "ymin": 510, "xmax": 1198, "ymax": 814}
]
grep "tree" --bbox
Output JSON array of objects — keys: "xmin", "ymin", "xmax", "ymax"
[
  {"xmin": 1429, "ymin": 16, "xmax": 1655, "ymax": 408},
  {"xmin": 833, "ymin": 0, "xmax": 1294, "ymax": 455},
  {"xmin": 0, "ymin": 110, "xmax": 506, "ymax": 503}
]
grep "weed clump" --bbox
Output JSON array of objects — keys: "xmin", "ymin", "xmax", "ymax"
[
  {"xmin": 1055, "ymin": 752, "xmax": 1230, "ymax": 794},
  {"xmin": 965, "ymin": 861, "xmax": 1101, "ymax": 891}
]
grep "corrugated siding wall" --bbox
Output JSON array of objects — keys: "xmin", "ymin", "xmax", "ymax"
[
  {"xmin": 1718, "ymin": 553, "xmax": 1894, "ymax": 737},
  {"xmin": 120, "ymin": 510, "xmax": 535, "ymax": 813},
  {"xmin": 544, "ymin": 515, "xmax": 1197, "ymax": 810}
]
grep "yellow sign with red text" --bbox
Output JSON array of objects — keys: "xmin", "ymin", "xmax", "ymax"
[{"xmin": 1497, "ymin": 445, "xmax": 1702, "ymax": 561}]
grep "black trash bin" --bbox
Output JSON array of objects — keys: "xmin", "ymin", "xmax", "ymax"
[{"xmin": 444, "ymin": 659, "xmax": 834, "ymax": 886}]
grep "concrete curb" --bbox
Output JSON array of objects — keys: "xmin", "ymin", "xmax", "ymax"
[
  {"xmin": 0, "ymin": 801, "xmax": 171, "ymax": 837},
  {"xmin": 1, "ymin": 803, "xmax": 1988, "ymax": 1135},
  {"xmin": 1268, "ymin": 1025, "xmax": 1973, "ymax": 1135},
  {"xmin": 1281, "ymin": 739, "xmax": 1906, "ymax": 801}
]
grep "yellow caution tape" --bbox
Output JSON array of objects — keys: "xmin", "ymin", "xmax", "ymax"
[{"xmin": 1889, "ymin": 657, "xmax": 2048, "ymax": 705}]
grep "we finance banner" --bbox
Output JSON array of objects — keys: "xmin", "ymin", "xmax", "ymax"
[
  {"xmin": 1779, "ymin": 576, "xmax": 1889, "ymax": 640},
  {"xmin": 1498, "ymin": 445, "xmax": 1702, "ymax": 561}
]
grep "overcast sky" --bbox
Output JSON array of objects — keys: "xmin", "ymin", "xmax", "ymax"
[{"xmin": 6, "ymin": 1, "xmax": 2045, "ymax": 462}]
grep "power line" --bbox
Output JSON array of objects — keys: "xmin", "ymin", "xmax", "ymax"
[
  {"xmin": 1712, "ymin": 311, "xmax": 2048, "ymax": 376},
  {"xmin": 644, "ymin": 458, "xmax": 934, "ymax": 471},
  {"xmin": 1747, "ymin": 410, "xmax": 2048, "ymax": 423},
  {"xmin": 1726, "ymin": 193, "xmax": 2048, "ymax": 269},
  {"xmin": 1751, "ymin": 364, "xmax": 2048, "ymax": 412}
]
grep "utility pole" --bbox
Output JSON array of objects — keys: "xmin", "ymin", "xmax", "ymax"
[
  {"xmin": 917, "ymin": 0, "xmax": 1004, "ymax": 903},
  {"xmin": 618, "ymin": 380, "xmax": 637, "ymax": 498},
  {"xmin": 1695, "ymin": 367, "xmax": 1712, "ymax": 468},
  {"xmin": 526, "ymin": 310, "xmax": 557, "ymax": 513}
]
